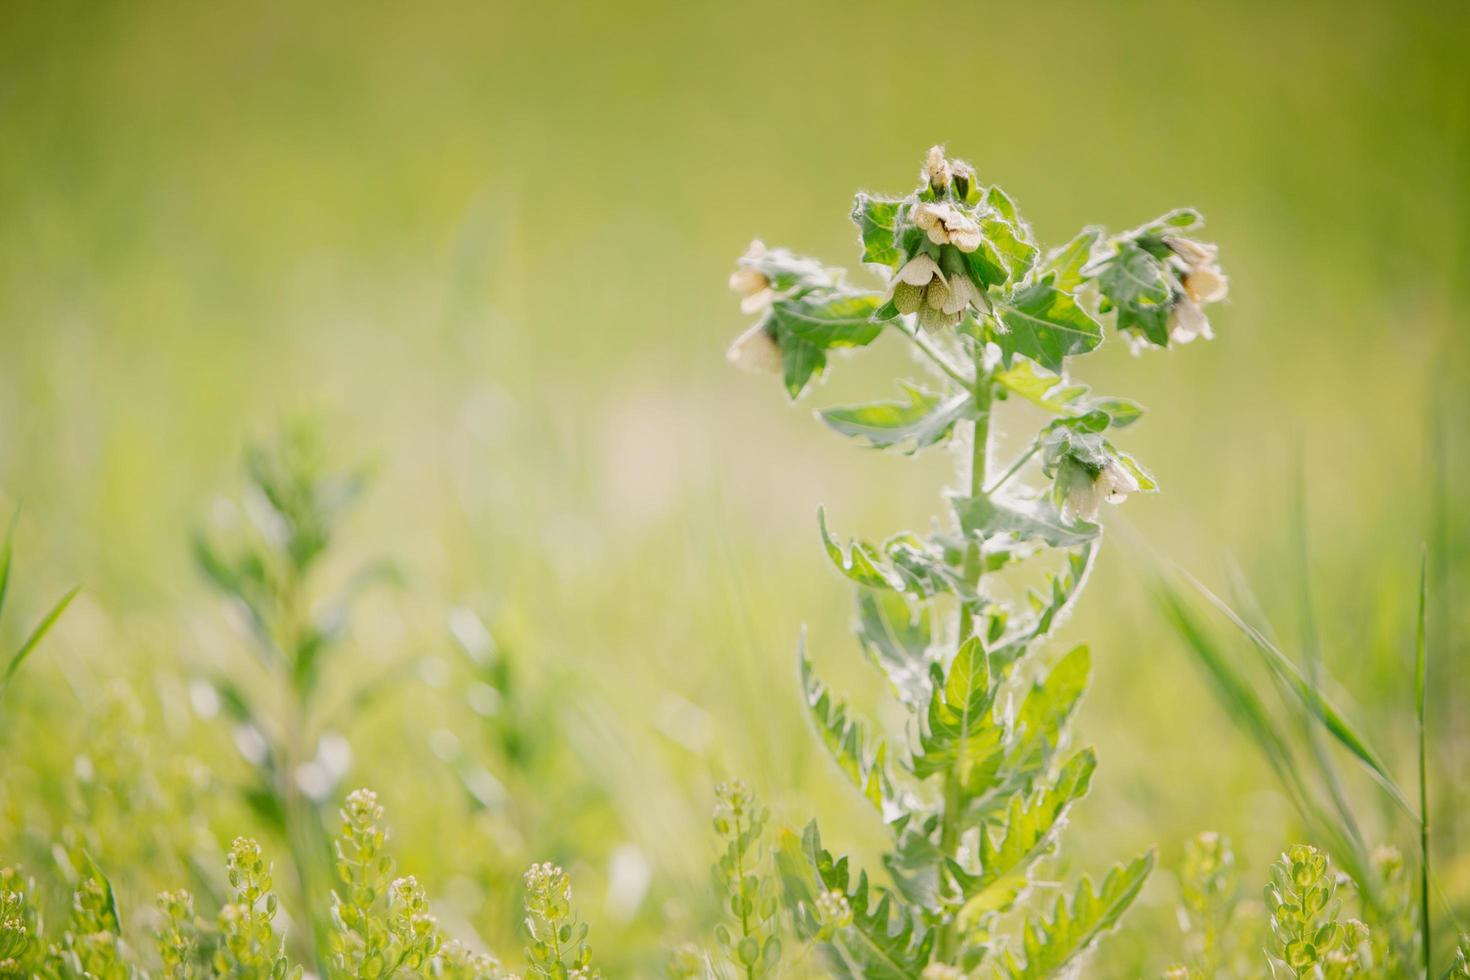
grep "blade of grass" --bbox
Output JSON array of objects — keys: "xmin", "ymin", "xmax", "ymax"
[
  {"xmin": 1156, "ymin": 580, "xmax": 1313, "ymax": 817},
  {"xmin": 1182, "ymin": 569, "xmax": 1417, "ymax": 820},
  {"xmin": 1291, "ymin": 459, "xmax": 1366, "ymax": 856},
  {"xmin": 1417, "ymin": 547, "xmax": 1431, "ymax": 976},
  {"xmin": 0, "ymin": 511, "xmax": 17, "ymax": 620},
  {"xmin": 1156, "ymin": 576, "xmax": 1374, "ymax": 899},
  {"xmin": 1, "ymin": 584, "xmax": 80, "ymax": 695}
]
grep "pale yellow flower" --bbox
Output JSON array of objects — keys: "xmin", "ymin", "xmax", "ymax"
[
  {"xmin": 1065, "ymin": 459, "xmax": 1141, "ymax": 522},
  {"xmin": 912, "ymin": 202, "xmax": 982, "ymax": 253},
  {"xmin": 1163, "ymin": 235, "xmax": 1228, "ymax": 342},
  {"xmin": 888, "ymin": 254, "xmax": 965, "ymax": 331},
  {"xmin": 728, "ymin": 239, "xmax": 775, "ymax": 314}
]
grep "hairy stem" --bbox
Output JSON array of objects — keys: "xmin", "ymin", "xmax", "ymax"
[{"xmin": 938, "ymin": 352, "xmax": 992, "ymax": 961}]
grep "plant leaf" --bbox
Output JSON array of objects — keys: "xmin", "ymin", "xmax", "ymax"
[
  {"xmin": 851, "ymin": 195, "xmax": 906, "ymax": 270},
  {"xmin": 994, "ymin": 280, "xmax": 1104, "ymax": 374},
  {"xmin": 952, "ymin": 494, "xmax": 1099, "ymax": 550},
  {"xmin": 821, "ymin": 385, "xmax": 973, "ymax": 454},
  {"xmin": 999, "ymin": 849, "xmax": 1156, "ymax": 978},
  {"xmin": 854, "ymin": 591, "xmax": 933, "ymax": 707},
  {"xmin": 800, "ymin": 641, "xmax": 898, "ymax": 817},
  {"xmin": 2, "ymin": 585, "xmax": 79, "ymax": 695}
]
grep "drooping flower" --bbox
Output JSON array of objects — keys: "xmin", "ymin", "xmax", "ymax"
[
  {"xmin": 728, "ymin": 239, "xmax": 776, "ymax": 314},
  {"xmin": 1064, "ymin": 458, "xmax": 1141, "ymax": 522},
  {"xmin": 889, "ymin": 254, "xmax": 960, "ymax": 331},
  {"xmin": 726, "ymin": 321, "xmax": 782, "ymax": 374},
  {"xmin": 1164, "ymin": 236, "xmax": 1228, "ymax": 343},
  {"xmin": 912, "ymin": 202, "xmax": 982, "ymax": 253}
]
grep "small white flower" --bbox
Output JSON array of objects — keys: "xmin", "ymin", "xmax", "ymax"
[
  {"xmin": 1065, "ymin": 459, "xmax": 1140, "ymax": 522},
  {"xmin": 923, "ymin": 145, "xmax": 951, "ymax": 191},
  {"xmin": 895, "ymin": 253, "xmax": 943, "ymax": 287},
  {"xmin": 1163, "ymin": 235, "xmax": 1228, "ymax": 342},
  {"xmin": 1182, "ymin": 262, "xmax": 1229, "ymax": 305},
  {"xmin": 729, "ymin": 239, "xmax": 775, "ymax": 314},
  {"xmin": 940, "ymin": 272, "xmax": 982, "ymax": 316},
  {"xmin": 912, "ymin": 202, "xmax": 982, "ymax": 253},
  {"xmin": 1167, "ymin": 295, "xmax": 1214, "ymax": 344},
  {"xmin": 726, "ymin": 321, "xmax": 782, "ymax": 373}
]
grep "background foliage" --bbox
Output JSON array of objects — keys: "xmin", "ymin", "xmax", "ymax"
[{"xmin": 1, "ymin": 0, "xmax": 1467, "ymax": 975}]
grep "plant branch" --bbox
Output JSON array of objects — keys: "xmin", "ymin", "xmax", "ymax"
[
  {"xmin": 983, "ymin": 442, "xmax": 1040, "ymax": 496},
  {"xmin": 903, "ymin": 326, "xmax": 973, "ymax": 387}
]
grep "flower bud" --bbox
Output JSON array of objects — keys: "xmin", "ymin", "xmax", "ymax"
[{"xmin": 923, "ymin": 145, "xmax": 951, "ymax": 192}]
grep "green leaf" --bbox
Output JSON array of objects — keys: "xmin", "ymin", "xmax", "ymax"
[
  {"xmin": 855, "ymin": 591, "xmax": 933, "ymax": 707},
  {"xmin": 851, "ymin": 195, "xmax": 906, "ymax": 270},
  {"xmin": 820, "ymin": 385, "xmax": 972, "ymax": 454},
  {"xmin": 994, "ymin": 361, "xmax": 1143, "ymax": 428},
  {"xmin": 999, "ymin": 849, "xmax": 1156, "ymax": 978},
  {"xmin": 979, "ymin": 189, "xmax": 1038, "ymax": 285},
  {"xmin": 770, "ymin": 292, "xmax": 885, "ymax": 399},
  {"xmin": 800, "ymin": 643, "xmax": 897, "ymax": 817},
  {"xmin": 788, "ymin": 823, "xmax": 933, "ymax": 979},
  {"xmin": 911, "ymin": 638, "xmax": 1004, "ymax": 788},
  {"xmin": 818, "ymin": 511, "xmax": 966, "ymax": 600},
  {"xmin": 1096, "ymin": 242, "xmax": 1171, "ymax": 346},
  {"xmin": 819, "ymin": 509, "xmax": 899, "ymax": 590},
  {"xmin": 1131, "ymin": 207, "xmax": 1203, "ymax": 238},
  {"xmin": 2, "ymin": 585, "xmax": 80, "ymax": 696},
  {"xmin": 1011, "ymin": 645, "xmax": 1091, "ymax": 765},
  {"xmin": 772, "ymin": 292, "xmax": 884, "ymax": 349},
  {"xmin": 952, "ymin": 749, "xmax": 1097, "ymax": 917},
  {"xmin": 994, "ymin": 280, "xmax": 1104, "ymax": 374},
  {"xmin": 952, "ymin": 494, "xmax": 1099, "ymax": 549},
  {"xmin": 1041, "ymin": 229, "xmax": 1101, "ymax": 292},
  {"xmin": 990, "ymin": 547, "xmax": 1097, "ymax": 667}
]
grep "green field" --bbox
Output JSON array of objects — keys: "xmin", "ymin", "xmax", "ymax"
[{"xmin": 1, "ymin": 1, "xmax": 1467, "ymax": 975}]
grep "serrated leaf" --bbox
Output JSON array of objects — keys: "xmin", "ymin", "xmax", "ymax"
[
  {"xmin": 1011, "ymin": 645, "xmax": 1090, "ymax": 765},
  {"xmin": 952, "ymin": 495, "xmax": 1099, "ymax": 549},
  {"xmin": 772, "ymin": 292, "xmax": 884, "ymax": 349},
  {"xmin": 980, "ymin": 210, "xmax": 1038, "ymax": 284},
  {"xmin": 818, "ymin": 511, "xmax": 966, "ymax": 600},
  {"xmin": 952, "ymin": 749, "xmax": 1097, "ymax": 917},
  {"xmin": 990, "ymin": 546, "xmax": 1097, "ymax": 667},
  {"xmin": 851, "ymin": 194, "xmax": 906, "ymax": 269},
  {"xmin": 799, "ymin": 643, "xmax": 897, "ymax": 817},
  {"xmin": 855, "ymin": 591, "xmax": 933, "ymax": 707},
  {"xmin": 1041, "ymin": 229, "xmax": 1101, "ymax": 292},
  {"xmin": 819, "ymin": 509, "xmax": 899, "ymax": 590},
  {"xmin": 994, "ymin": 361, "xmax": 1143, "ymax": 429},
  {"xmin": 788, "ymin": 823, "xmax": 934, "ymax": 979},
  {"xmin": 769, "ymin": 292, "xmax": 884, "ymax": 398},
  {"xmin": 994, "ymin": 280, "xmax": 1103, "ymax": 374},
  {"xmin": 911, "ymin": 638, "xmax": 1005, "ymax": 788},
  {"xmin": 999, "ymin": 849, "xmax": 1156, "ymax": 978},
  {"xmin": 821, "ymin": 385, "xmax": 972, "ymax": 454},
  {"xmin": 1096, "ymin": 242, "xmax": 1172, "ymax": 346}
]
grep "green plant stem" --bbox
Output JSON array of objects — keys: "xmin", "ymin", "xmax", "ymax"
[
  {"xmin": 1417, "ymin": 548, "xmax": 1431, "ymax": 977},
  {"xmin": 904, "ymin": 327, "xmax": 973, "ymax": 387},
  {"xmin": 731, "ymin": 805, "xmax": 756, "ymax": 980},
  {"xmin": 983, "ymin": 442, "xmax": 1039, "ymax": 496},
  {"xmin": 938, "ymin": 355, "xmax": 992, "ymax": 962}
]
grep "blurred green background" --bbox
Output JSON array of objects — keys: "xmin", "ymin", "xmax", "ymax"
[{"xmin": 1, "ymin": 0, "xmax": 1467, "ymax": 974}]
